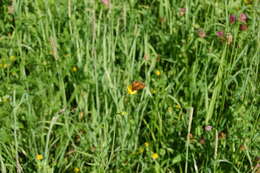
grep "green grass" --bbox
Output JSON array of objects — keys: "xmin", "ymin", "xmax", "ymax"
[{"xmin": 0, "ymin": 0, "xmax": 259, "ymax": 172}]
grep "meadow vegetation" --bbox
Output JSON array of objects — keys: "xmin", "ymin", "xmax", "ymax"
[{"xmin": 0, "ymin": 0, "xmax": 259, "ymax": 172}]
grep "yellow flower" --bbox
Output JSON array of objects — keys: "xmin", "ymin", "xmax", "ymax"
[
  {"xmin": 36, "ymin": 154, "xmax": 43, "ymax": 161},
  {"xmin": 144, "ymin": 142, "xmax": 149, "ymax": 147},
  {"xmin": 10, "ymin": 56, "xmax": 16, "ymax": 62},
  {"xmin": 176, "ymin": 104, "xmax": 181, "ymax": 109},
  {"xmin": 155, "ymin": 70, "xmax": 161, "ymax": 76},
  {"xmin": 120, "ymin": 111, "xmax": 128, "ymax": 116},
  {"xmin": 74, "ymin": 168, "xmax": 80, "ymax": 173},
  {"xmin": 151, "ymin": 153, "xmax": 159, "ymax": 160},
  {"xmin": 71, "ymin": 66, "xmax": 78, "ymax": 72},
  {"xmin": 127, "ymin": 85, "xmax": 137, "ymax": 95}
]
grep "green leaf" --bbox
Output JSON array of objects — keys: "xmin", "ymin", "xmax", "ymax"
[{"xmin": 172, "ymin": 154, "xmax": 182, "ymax": 165}]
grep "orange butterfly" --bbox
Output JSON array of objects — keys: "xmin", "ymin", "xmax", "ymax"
[{"xmin": 131, "ymin": 81, "xmax": 145, "ymax": 91}]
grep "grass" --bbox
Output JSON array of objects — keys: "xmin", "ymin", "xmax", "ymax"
[{"xmin": 0, "ymin": 0, "xmax": 259, "ymax": 172}]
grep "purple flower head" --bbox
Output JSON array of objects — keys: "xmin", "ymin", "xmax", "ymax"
[
  {"xmin": 229, "ymin": 15, "xmax": 236, "ymax": 24},
  {"xmin": 204, "ymin": 125, "xmax": 213, "ymax": 131},
  {"xmin": 216, "ymin": 31, "xmax": 224, "ymax": 38},
  {"xmin": 101, "ymin": 0, "xmax": 109, "ymax": 6},
  {"xmin": 239, "ymin": 13, "xmax": 247, "ymax": 23}
]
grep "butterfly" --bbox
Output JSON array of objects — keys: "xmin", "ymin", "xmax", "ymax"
[{"xmin": 131, "ymin": 81, "xmax": 145, "ymax": 91}]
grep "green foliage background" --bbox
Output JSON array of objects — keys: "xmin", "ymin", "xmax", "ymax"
[{"xmin": 0, "ymin": 0, "xmax": 259, "ymax": 172}]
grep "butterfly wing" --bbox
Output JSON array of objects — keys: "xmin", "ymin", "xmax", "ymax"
[{"xmin": 132, "ymin": 81, "xmax": 145, "ymax": 91}]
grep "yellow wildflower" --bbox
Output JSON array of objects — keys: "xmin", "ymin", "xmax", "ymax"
[
  {"xmin": 127, "ymin": 85, "xmax": 137, "ymax": 95},
  {"xmin": 10, "ymin": 56, "xmax": 16, "ymax": 62},
  {"xmin": 36, "ymin": 154, "xmax": 43, "ymax": 161},
  {"xmin": 71, "ymin": 66, "xmax": 78, "ymax": 72},
  {"xmin": 74, "ymin": 168, "xmax": 80, "ymax": 173},
  {"xmin": 155, "ymin": 70, "xmax": 161, "ymax": 76},
  {"xmin": 120, "ymin": 111, "xmax": 128, "ymax": 116},
  {"xmin": 144, "ymin": 142, "xmax": 149, "ymax": 147},
  {"xmin": 176, "ymin": 104, "xmax": 181, "ymax": 109},
  {"xmin": 151, "ymin": 153, "xmax": 159, "ymax": 160}
]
